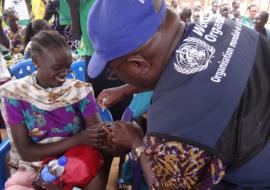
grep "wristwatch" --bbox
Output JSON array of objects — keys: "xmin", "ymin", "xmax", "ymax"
[{"xmin": 130, "ymin": 146, "xmax": 145, "ymax": 161}]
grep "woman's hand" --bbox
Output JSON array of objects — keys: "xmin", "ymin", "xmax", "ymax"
[
  {"xmin": 110, "ymin": 121, "xmax": 145, "ymax": 150},
  {"xmin": 78, "ymin": 124, "xmax": 107, "ymax": 148}
]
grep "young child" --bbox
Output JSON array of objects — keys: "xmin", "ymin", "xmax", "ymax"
[
  {"xmin": 2, "ymin": 8, "xmax": 24, "ymax": 55},
  {"xmin": 0, "ymin": 31, "xmax": 110, "ymax": 190}
]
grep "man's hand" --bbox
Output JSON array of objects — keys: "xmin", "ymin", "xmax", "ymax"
[
  {"xmin": 97, "ymin": 86, "xmax": 127, "ymax": 110},
  {"xmin": 110, "ymin": 121, "xmax": 145, "ymax": 150}
]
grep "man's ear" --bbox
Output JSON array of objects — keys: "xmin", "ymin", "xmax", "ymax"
[
  {"xmin": 127, "ymin": 54, "xmax": 151, "ymax": 75},
  {"xmin": 31, "ymin": 54, "xmax": 39, "ymax": 68}
]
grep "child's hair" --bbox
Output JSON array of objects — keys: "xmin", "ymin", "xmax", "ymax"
[
  {"xmin": 2, "ymin": 8, "xmax": 18, "ymax": 21},
  {"xmin": 31, "ymin": 30, "xmax": 69, "ymax": 56},
  {"xmin": 23, "ymin": 19, "xmax": 51, "ymax": 50}
]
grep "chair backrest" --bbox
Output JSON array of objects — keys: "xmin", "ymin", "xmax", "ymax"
[
  {"xmin": 97, "ymin": 105, "xmax": 113, "ymax": 122},
  {"xmin": 66, "ymin": 60, "xmax": 85, "ymax": 81},
  {"xmin": 0, "ymin": 138, "xmax": 11, "ymax": 190},
  {"xmin": 9, "ymin": 59, "xmax": 36, "ymax": 79}
]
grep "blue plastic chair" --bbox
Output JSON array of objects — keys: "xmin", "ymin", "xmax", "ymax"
[
  {"xmin": 0, "ymin": 138, "xmax": 11, "ymax": 190},
  {"xmin": 66, "ymin": 60, "xmax": 85, "ymax": 81},
  {"xmin": 97, "ymin": 105, "xmax": 113, "ymax": 122},
  {"xmin": 9, "ymin": 59, "xmax": 36, "ymax": 79}
]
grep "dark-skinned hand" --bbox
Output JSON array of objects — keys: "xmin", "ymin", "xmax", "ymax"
[
  {"xmin": 110, "ymin": 121, "xmax": 145, "ymax": 150},
  {"xmin": 79, "ymin": 124, "xmax": 107, "ymax": 148}
]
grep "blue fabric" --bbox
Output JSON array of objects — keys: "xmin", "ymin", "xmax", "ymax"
[
  {"xmin": 0, "ymin": 138, "xmax": 10, "ymax": 190},
  {"xmin": 148, "ymin": 19, "xmax": 258, "ymax": 148},
  {"xmin": 129, "ymin": 91, "xmax": 153, "ymax": 118},
  {"xmin": 120, "ymin": 159, "xmax": 148, "ymax": 190},
  {"xmin": 224, "ymin": 143, "xmax": 270, "ymax": 187},
  {"xmin": 266, "ymin": 28, "xmax": 270, "ymax": 39},
  {"xmin": 87, "ymin": 0, "xmax": 166, "ymax": 78}
]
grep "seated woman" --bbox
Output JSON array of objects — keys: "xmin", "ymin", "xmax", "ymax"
[
  {"xmin": 0, "ymin": 30, "xmax": 110, "ymax": 190},
  {"xmin": 2, "ymin": 8, "xmax": 24, "ymax": 55},
  {"xmin": 23, "ymin": 19, "xmax": 51, "ymax": 59}
]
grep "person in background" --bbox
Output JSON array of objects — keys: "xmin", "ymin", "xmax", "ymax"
[
  {"xmin": 0, "ymin": 30, "xmax": 113, "ymax": 190},
  {"xmin": 193, "ymin": 11, "xmax": 201, "ymax": 22},
  {"xmin": 0, "ymin": 15, "xmax": 10, "ymax": 50},
  {"xmin": 232, "ymin": 9, "xmax": 241, "ymax": 22},
  {"xmin": 31, "ymin": 0, "xmax": 47, "ymax": 19},
  {"xmin": 240, "ymin": 4, "xmax": 257, "ymax": 28},
  {"xmin": 87, "ymin": 0, "xmax": 270, "ymax": 189},
  {"xmin": 0, "ymin": 51, "xmax": 10, "ymax": 141},
  {"xmin": 43, "ymin": 0, "xmax": 66, "ymax": 35},
  {"xmin": 169, "ymin": 0, "xmax": 180, "ymax": 14},
  {"xmin": 219, "ymin": 2, "xmax": 231, "ymax": 19},
  {"xmin": 23, "ymin": 19, "xmax": 51, "ymax": 59},
  {"xmin": 2, "ymin": 8, "xmax": 24, "ymax": 54},
  {"xmin": 254, "ymin": 11, "xmax": 270, "ymax": 39},
  {"xmin": 3, "ymin": 0, "xmax": 31, "ymax": 26},
  {"xmin": 231, "ymin": 0, "xmax": 240, "ymax": 15},
  {"xmin": 204, "ymin": 0, "xmax": 219, "ymax": 21},
  {"xmin": 43, "ymin": 0, "xmax": 76, "ymax": 55},
  {"xmin": 193, "ymin": 0, "xmax": 202, "ymax": 12},
  {"xmin": 179, "ymin": 7, "xmax": 192, "ymax": 24}
]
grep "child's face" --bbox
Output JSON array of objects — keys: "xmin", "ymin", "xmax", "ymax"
[
  {"xmin": 35, "ymin": 47, "xmax": 72, "ymax": 88},
  {"xmin": 6, "ymin": 14, "xmax": 20, "ymax": 33}
]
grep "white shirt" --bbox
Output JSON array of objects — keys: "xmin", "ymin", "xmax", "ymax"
[{"xmin": 0, "ymin": 52, "xmax": 11, "ymax": 82}]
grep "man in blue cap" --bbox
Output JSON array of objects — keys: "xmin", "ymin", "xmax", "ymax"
[{"xmin": 87, "ymin": 0, "xmax": 270, "ymax": 189}]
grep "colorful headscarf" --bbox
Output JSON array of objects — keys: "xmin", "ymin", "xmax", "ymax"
[{"xmin": 0, "ymin": 72, "xmax": 93, "ymax": 111}]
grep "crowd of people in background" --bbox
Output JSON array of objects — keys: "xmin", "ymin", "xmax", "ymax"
[
  {"xmin": 168, "ymin": 0, "xmax": 270, "ymax": 38},
  {"xmin": 0, "ymin": 0, "xmax": 269, "ymax": 60}
]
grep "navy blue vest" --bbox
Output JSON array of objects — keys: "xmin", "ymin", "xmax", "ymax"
[{"xmin": 148, "ymin": 18, "xmax": 262, "ymax": 167}]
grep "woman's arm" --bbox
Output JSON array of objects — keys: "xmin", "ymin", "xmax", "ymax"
[
  {"xmin": 10, "ymin": 121, "xmax": 108, "ymax": 162},
  {"xmin": 10, "ymin": 123, "xmax": 81, "ymax": 162}
]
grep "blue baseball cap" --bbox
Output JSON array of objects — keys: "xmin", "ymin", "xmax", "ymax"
[{"xmin": 87, "ymin": 0, "xmax": 167, "ymax": 78}]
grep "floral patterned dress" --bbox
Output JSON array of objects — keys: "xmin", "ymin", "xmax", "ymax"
[{"xmin": 4, "ymin": 93, "xmax": 98, "ymax": 172}]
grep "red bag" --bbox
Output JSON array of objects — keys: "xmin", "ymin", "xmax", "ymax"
[{"xmin": 42, "ymin": 144, "xmax": 104, "ymax": 190}]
